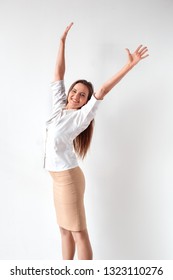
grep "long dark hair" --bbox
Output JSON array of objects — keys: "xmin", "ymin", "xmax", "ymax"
[{"xmin": 67, "ymin": 79, "xmax": 95, "ymax": 159}]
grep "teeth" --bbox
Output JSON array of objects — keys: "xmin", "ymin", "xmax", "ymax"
[{"xmin": 72, "ymin": 99, "xmax": 78, "ymax": 103}]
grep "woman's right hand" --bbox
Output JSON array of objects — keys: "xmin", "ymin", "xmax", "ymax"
[
  {"xmin": 54, "ymin": 22, "xmax": 74, "ymax": 81},
  {"xmin": 61, "ymin": 22, "xmax": 74, "ymax": 42}
]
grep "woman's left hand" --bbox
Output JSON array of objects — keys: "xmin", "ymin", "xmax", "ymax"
[
  {"xmin": 61, "ymin": 22, "xmax": 74, "ymax": 42},
  {"xmin": 126, "ymin": 45, "xmax": 149, "ymax": 67}
]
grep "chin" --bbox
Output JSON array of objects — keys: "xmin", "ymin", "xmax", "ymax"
[{"xmin": 71, "ymin": 102, "xmax": 80, "ymax": 109}]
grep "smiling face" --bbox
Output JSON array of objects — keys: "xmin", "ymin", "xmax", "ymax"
[{"xmin": 66, "ymin": 82, "xmax": 89, "ymax": 110}]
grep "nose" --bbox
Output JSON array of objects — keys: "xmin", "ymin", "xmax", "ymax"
[{"xmin": 74, "ymin": 92, "xmax": 80, "ymax": 100}]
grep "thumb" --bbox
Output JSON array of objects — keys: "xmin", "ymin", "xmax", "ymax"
[{"xmin": 125, "ymin": 48, "xmax": 130, "ymax": 55}]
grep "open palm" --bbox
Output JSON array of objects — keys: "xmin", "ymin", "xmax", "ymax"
[{"xmin": 126, "ymin": 45, "xmax": 149, "ymax": 67}]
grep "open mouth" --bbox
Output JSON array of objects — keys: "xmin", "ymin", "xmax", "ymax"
[{"xmin": 71, "ymin": 99, "xmax": 79, "ymax": 104}]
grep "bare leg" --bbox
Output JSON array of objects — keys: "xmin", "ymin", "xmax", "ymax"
[
  {"xmin": 72, "ymin": 229, "xmax": 93, "ymax": 260},
  {"xmin": 59, "ymin": 227, "xmax": 75, "ymax": 260}
]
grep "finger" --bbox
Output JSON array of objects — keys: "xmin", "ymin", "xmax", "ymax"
[
  {"xmin": 125, "ymin": 48, "xmax": 132, "ymax": 60},
  {"xmin": 141, "ymin": 54, "xmax": 149, "ymax": 59},
  {"xmin": 140, "ymin": 49, "xmax": 149, "ymax": 57},
  {"xmin": 135, "ymin": 44, "xmax": 143, "ymax": 53},
  {"xmin": 125, "ymin": 48, "xmax": 131, "ymax": 55},
  {"xmin": 138, "ymin": 46, "xmax": 148, "ymax": 55}
]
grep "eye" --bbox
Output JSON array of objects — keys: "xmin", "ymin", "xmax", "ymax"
[{"xmin": 80, "ymin": 93, "xmax": 85, "ymax": 97}]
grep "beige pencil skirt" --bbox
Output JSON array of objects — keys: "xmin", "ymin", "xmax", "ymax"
[{"xmin": 49, "ymin": 166, "xmax": 87, "ymax": 232}]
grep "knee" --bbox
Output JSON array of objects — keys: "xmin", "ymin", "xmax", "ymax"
[
  {"xmin": 72, "ymin": 229, "xmax": 87, "ymax": 243},
  {"xmin": 59, "ymin": 227, "xmax": 71, "ymax": 238}
]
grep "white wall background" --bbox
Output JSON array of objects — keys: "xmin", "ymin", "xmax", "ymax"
[{"xmin": 0, "ymin": 0, "xmax": 173, "ymax": 260}]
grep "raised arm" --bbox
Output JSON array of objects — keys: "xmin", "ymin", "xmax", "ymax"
[
  {"xmin": 95, "ymin": 45, "xmax": 149, "ymax": 100},
  {"xmin": 53, "ymin": 22, "xmax": 73, "ymax": 82}
]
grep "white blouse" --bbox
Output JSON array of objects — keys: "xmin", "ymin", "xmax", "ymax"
[{"xmin": 44, "ymin": 80, "xmax": 101, "ymax": 171}]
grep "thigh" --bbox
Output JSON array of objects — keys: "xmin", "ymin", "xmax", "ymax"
[{"xmin": 50, "ymin": 167, "xmax": 87, "ymax": 232}]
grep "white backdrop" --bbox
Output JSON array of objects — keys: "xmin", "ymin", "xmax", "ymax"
[{"xmin": 0, "ymin": 0, "xmax": 173, "ymax": 260}]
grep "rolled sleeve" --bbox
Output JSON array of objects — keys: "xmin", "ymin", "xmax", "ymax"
[
  {"xmin": 72, "ymin": 94, "xmax": 102, "ymax": 138},
  {"xmin": 51, "ymin": 80, "xmax": 67, "ymax": 109},
  {"xmin": 46, "ymin": 80, "xmax": 67, "ymax": 125}
]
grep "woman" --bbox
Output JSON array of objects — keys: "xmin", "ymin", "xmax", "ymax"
[{"xmin": 44, "ymin": 22, "xmax": 149, "ymax": 260}]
